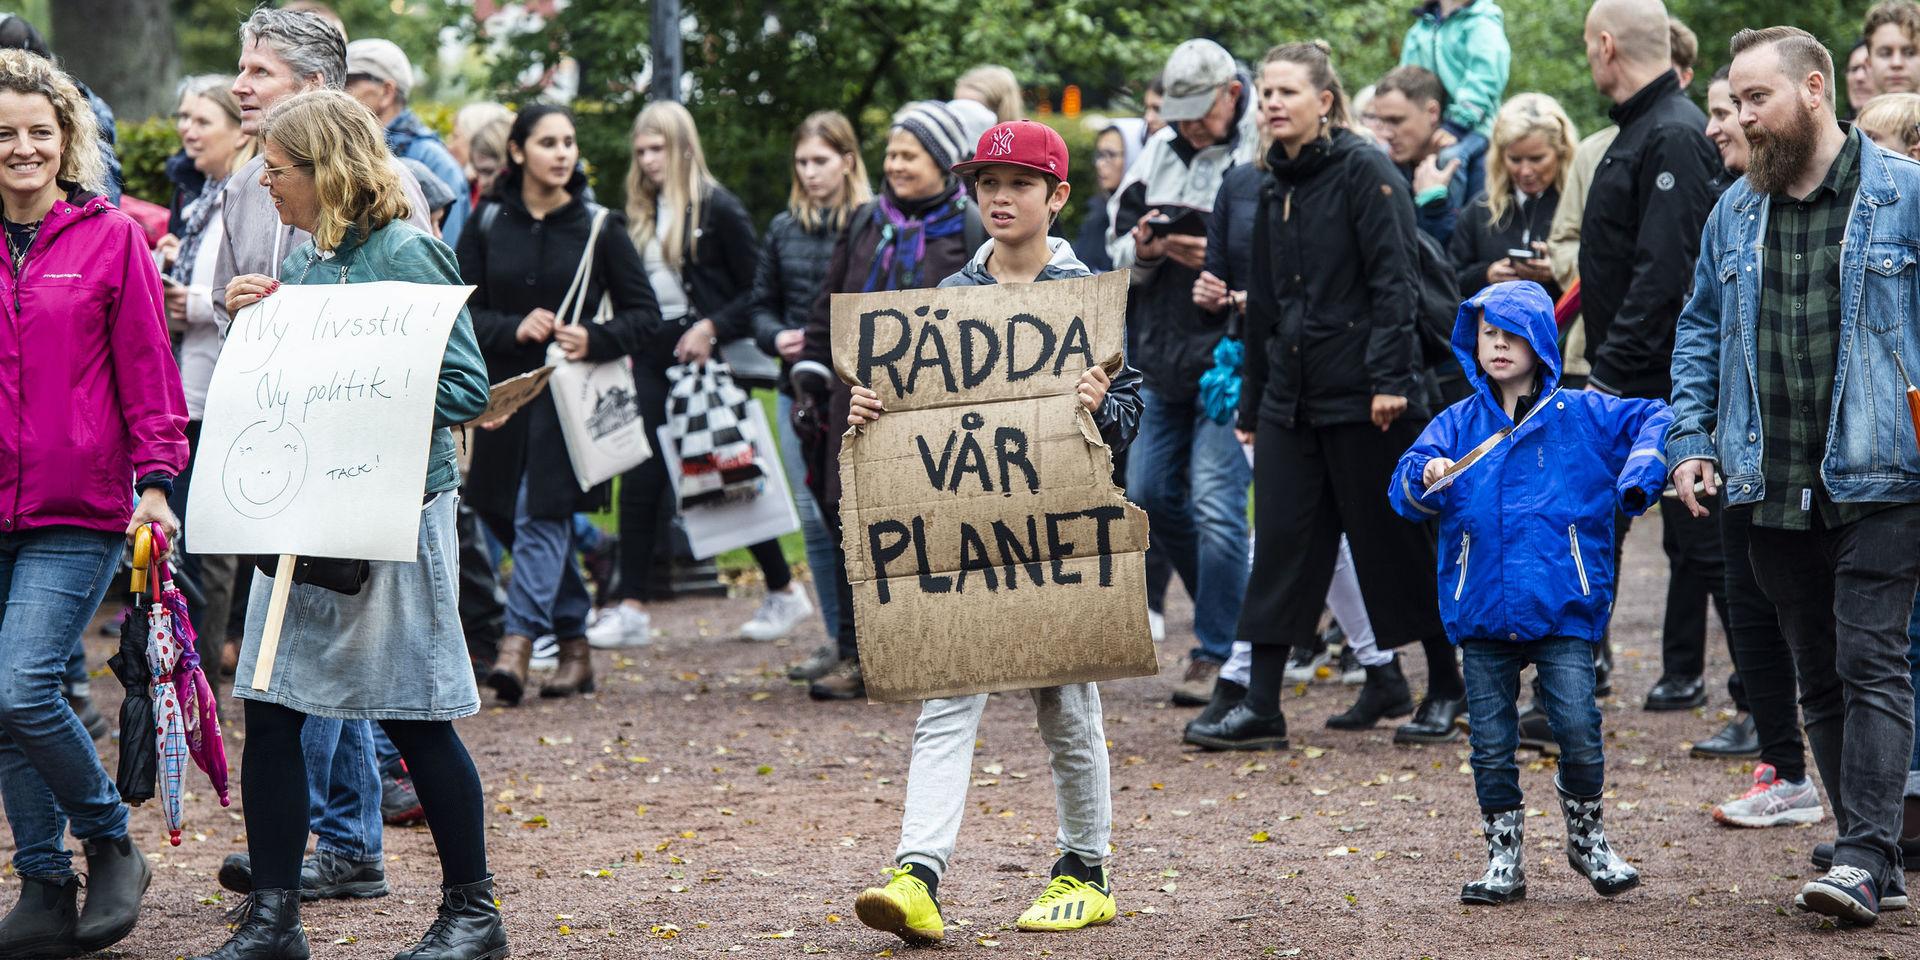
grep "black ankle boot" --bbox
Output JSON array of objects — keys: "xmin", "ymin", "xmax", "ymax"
[
  {"xmin": 190, "ymin": 889, "xmax": 310, "ymax": 960},
  {"xmin": 0, "ymin": 874, "xmax": 79, "ymax": 958},
  {"xmin": 76, "ymin": 834, "xmax": 150, "ymax": 950},
  {"xmin": 1184, "ymin": 703, "xmax": 1289, "ymax": 751},
  {"xmin": 393, "ymin": 876, "xmax": 509, "ymax": 960},
  {"xmin": 1325, "ymin": 656, "xmax": 1415, "ymax": 730},
  {"xmin": 1183, "ymin": 678, "xmax": 1248, "ymax": 743}
]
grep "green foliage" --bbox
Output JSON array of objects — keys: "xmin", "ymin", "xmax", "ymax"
[
  {"xmin": 171, "ymin": 0, "xmax": 468, "ymax": 101},
  {"xmin": 117, "ymin": 115, "xmax": 182, "ymax": 206}
]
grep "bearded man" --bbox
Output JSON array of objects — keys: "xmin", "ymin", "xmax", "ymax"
[{"xmin": 1669, "ymin": 25, "xmax": 1920, "ymax": 926}]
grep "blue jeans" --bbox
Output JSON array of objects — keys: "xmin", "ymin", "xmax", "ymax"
[
  {"xmin": 779, "ymin": 391, "xmax": 842, "ymax": 634},
  {"xmin": 0, "ymin": 527, "xmax": 129, "ymax": 878},
  {"xmin": 1464, "ymin": 637, "xmax": 1606, "ymax": 811},
  {"xmin": 1125, "ymin": 388, "xmax": 1250, "ymax": 663},
  {"xmin": 302, "ymin": 717, "xmax": 382, "ymax": 861},
  {"xmin": 497, "ymin": 478, "xmax": 591, "ymax": 640}
]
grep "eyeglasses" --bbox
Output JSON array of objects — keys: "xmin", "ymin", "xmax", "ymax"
[{"xmin": 263, "ymin": 162, "xmax": 309, "ymax": 184}]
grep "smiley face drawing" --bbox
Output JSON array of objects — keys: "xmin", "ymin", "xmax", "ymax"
[{"xmin": 222, "ymin": 420, "xmax": 309, "ymax": 519}]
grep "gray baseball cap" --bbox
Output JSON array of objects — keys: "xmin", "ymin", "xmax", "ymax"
[{"xmin": 1159, "ymin": 39, "xmax": 1236, "ymax": 122}]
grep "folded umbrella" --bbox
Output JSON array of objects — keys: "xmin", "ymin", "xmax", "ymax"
[
  {"xmin": 146, "ymin": 527, "xmax": 231, "ymax": 845},
  {"xmin": 109, "ymin": 528, "xmax": 157, "ymax": 806}
]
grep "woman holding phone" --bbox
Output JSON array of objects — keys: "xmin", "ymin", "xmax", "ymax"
[{"xmin": 1447, "ymin": 94, "xmax": 1574, "ymax": 302}]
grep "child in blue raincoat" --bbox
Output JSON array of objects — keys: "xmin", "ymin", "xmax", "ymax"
[{"xmin": 1388, "ymin": 280, "xmax": 1669, "ymax": 906}]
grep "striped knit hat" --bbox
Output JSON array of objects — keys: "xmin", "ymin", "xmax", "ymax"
[{"xmin": 892, "ymin": 100, "xmax": 973, "ymax": 172}]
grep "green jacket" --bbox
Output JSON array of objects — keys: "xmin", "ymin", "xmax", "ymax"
[
  {"xmin": 1399, "ymin": 0, "xmax": 1510, "ymax": 138},
  {"xmin": 279, "ymin": 220, "xmax": 490, "ymax": 494}
]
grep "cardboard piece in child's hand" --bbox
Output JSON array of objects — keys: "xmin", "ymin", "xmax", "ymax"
[
  {"xmin": 1422, "ymin": 426, "xmax": 1512, "ymax": 496},
  {"xmin": 828, "ymin": 272, "xmax": 1156, "ymax": 702},
  {"xmin": 470, "ymin": 366, "xmax": 555, "ymax": 429}
]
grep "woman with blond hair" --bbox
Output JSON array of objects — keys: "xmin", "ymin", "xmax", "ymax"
[
  {"xmin": 749, "ymin": 110, "xmax": 871, "ymax": 679},
  {"xmin": 588, "ymin": 100, "xmax": 810, "ymax": 649},
  {"xmin": 1448, "ymin": 92, "xmax": 1576, "ymax": 301},
  {"xmin": 200, "ymin": 90, "xmax": 500, "ymax": 960},
  {"xmin": 955, "ymin": 64, "xmax": 1024, "ymax": 121},
  {"xmin": 0, "ymin": 47, "xmax": 185, "ymax": 958},
  {"xmin": 1857, "ymin": 90, "xmax": 1920, "ymax": 158}
]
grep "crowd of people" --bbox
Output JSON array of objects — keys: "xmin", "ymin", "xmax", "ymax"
[{"xmin": 1, "ymin": 0, "xmax": 1919, "ymax": 956}]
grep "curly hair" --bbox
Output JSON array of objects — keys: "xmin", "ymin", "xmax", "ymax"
[
  {"xmin": 0, "ymin": 48, "xmax": 105, "ymax": 194},
  {"xmin": 259, "ymin": 90, "xmax": 411, "ymax": 251}
]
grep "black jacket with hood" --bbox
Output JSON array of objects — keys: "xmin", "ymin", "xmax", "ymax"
[
  {"xmin": 659, "ymin": 183, "xmax": 760, "ymax": 347},
  {"xmin": 1242, "ymin": 127, "xmax": 1429, "ymax": 431},
  {"xmin": 1576, "ymin": 69, "xmax": 1719, "ymax": 399},
  {"xmin": 457, "ymin": 172, "xmax": 660, "ymax": 520}
]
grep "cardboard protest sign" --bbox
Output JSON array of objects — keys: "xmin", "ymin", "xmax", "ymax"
[
  {"xmin": 187, "ymin": 281, "xmax": 473, "ymax": 562},
  {"xmin": 472, "ymin": 365, "xmax": 555, "ymax": 428},
  {"xmin": 831, "ymin": 270, "xmax": 1154, "ymax": 702}
]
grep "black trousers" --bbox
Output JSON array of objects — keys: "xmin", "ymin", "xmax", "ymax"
[
  {"xmin": 1719, "ymin": 504, "xmax": 1806, "ymax": 781},
  {"xmin": 1748, "ymin": 504, "xmax": 1920, "ymax": 881},
  {"xmin": 1659, "ymin": 495, "xmax": 1732, "ymax": 682},
  {"xmin": 1239, "ymin": 420, "xmax": 1442, "ymax": 651},
  {"xmin": 456, "ymin": 498, "xmax": 506, "ymax": 672},
  {"xmin": 615, "ymin": 365, "xmax": 791, "ymax": 601}
]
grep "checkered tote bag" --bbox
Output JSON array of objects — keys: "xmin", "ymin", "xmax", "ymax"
[
  {"xmin": 665, "ymin": 361, "xmax": 765, "ymax": 507},
  {"xmin": 548, "ymin": 206, "xmax": 652, "ymax": 490}
]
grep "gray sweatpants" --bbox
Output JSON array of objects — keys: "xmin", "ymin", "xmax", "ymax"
[{"xmin": 895, "ymin": 683, "xmax": 1112, "ymax": 878}]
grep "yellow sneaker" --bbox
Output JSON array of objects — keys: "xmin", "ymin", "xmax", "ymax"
[
  {"xmin": 1015, "ymin": 872, "xmax": 1117, "ymax": 932},
  {"xmin": 854, "ymin": 867, "xmax": 945, "ymax": 944}
]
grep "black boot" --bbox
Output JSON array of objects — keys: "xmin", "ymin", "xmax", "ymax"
[
  {"xmin": 1183, "ymin": 678, "xmax": 1247, "ymax": 744},
  {"xmin": 189, "ymin": 888, "xmax": 309, "ymax": 960},
  {"xmin": 1184, "ymin": 703, "xmax": 1289, "ymax": 751},
  {"xmin": 219, "ymin": 853, "xmax": 254, "ymax": 893},
  {"xmin": 1394, "ymin": 695, "xmax": 1466, "ymax": 744},
  {"xmin": 393, "ymin": 876, "xmax": 509, "ymax": 960},
  {"xmin": 75, "ymin": 835, "xmax": 150, "ymax": 951},
  {"xmin": 0, "ymin": 874, "xmax": 80, "ymax": 958},
  {"xmin": 1325, "ymin": 656, "xmax": 1414, "ymax": 730},
  {"xmin": 1592, "ymin": 642, "xmax": 1613, "ymax": 699}
]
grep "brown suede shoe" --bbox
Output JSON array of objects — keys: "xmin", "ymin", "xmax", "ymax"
[
  {"xmin": 808, "ymin": 661, "xmax": 865, "ymax": 701},
  {"xmin": 487, "ymin": 634, "xmax": 532, "ymax": 705},
  {"xmin": 541, "ymin": 637, "xmax": 595, "ymax": 698},
  {"xmin": 1173, "ymin": 658, "xmax": 1220, "ymax": 707}
]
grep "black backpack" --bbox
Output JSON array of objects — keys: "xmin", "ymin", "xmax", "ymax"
[{"xmin": 1411, "ymin": 228, "xmax": 1461, "ymax": 369}]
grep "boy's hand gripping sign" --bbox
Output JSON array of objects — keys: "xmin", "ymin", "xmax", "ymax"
[{"xmin": 831, "ymin": 271, "xmax": 1155, "ymax": 702}]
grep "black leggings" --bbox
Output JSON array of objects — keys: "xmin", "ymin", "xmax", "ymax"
[
  {"xmin": 615, "ymin": 365, "xmax": 791, "ymax": 601},
  {"xmin": 241, "ymin": 700, "xmax": 487, "ymax": 890}
]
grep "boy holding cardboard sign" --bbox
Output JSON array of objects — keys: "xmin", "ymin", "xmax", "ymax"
[
  {"xmin": 848, "ymin": 121, "xmax": 1144, "ymax": 942},
  {"xmin": 1387, "ymin": 281, "xmax": 1669, "ymax": 904}
]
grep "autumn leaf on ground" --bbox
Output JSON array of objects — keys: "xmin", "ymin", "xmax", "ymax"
[{"xmin": 1250, "ymin": 831, "xmax": 1271, "ymax": 843}]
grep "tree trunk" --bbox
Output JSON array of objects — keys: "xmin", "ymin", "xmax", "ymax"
[{"xmin": 50, "ymin": 0, "xmax": 177, "ymax": 122}]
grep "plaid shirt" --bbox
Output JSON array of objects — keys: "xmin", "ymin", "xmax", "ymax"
[{"xmin": 1751, "ymin": 131, "xmax": 1890, "ymax": 530}]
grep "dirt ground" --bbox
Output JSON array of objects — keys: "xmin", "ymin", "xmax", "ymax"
[{"xmin": 16, "ymin": 509, "xmax": 1920, "ymax": 960}]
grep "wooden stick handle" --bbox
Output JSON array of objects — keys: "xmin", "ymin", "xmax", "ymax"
[{"xmin": 250, "ymin": 554, "xmax": 296, "ymax": 692}]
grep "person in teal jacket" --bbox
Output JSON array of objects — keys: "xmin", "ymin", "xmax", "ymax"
[
  {"xmin": 1400, "ymin": 0, "xmax": 1512, "ymax": 141},
  {"xmin": 197, "ymin": 91, "xmax": 503, "ymax": 960}
]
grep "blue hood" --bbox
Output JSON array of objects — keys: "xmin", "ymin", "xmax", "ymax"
[{"xmin": 1452, "ymin": 280, "xmax": 1561, "ymax": 411}]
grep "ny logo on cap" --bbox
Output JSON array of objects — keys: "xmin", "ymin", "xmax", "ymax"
[{"xmin": 987, "ymin": 127, "xmax": 1016, "ymax": 157}]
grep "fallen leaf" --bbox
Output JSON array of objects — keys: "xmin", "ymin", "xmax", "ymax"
[
  {"xmin": 761, "ymin": 930, "xmax": 796, "ymax": 939},
  {"xmin": 1250, "ymin": 831, "xmax": 1271, "ymax": 843}
]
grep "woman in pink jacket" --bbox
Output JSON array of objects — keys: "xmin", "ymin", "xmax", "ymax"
[{"xmin": 0, "ymin": 50, "xmax": 187, "ymax": 958}]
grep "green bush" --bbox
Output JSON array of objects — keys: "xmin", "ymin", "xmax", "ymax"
[{"xmin": 117, "ymin": 115, "xmax": 179, "ymax": 207}]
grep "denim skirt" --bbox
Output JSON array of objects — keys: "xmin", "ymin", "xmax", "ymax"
[{"xmin": 234, "ymin": 491, "xmax": 479, "ymax": 721}]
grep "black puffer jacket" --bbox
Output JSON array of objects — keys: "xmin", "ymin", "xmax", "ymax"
[
  {"xmin": 457, "ymin": 177, "xmax": 660, "ymax": 521},
  {"xmin": 1200, "ymin": 164, "xmax": 1263, "ymax": 336},
  {"xmin": 1449, "ymin": 185, "xmax": 1560, "ymax": 301},
  {"xmin": 1242, "ymin": 128, "xmax": 1429, "ymax": 431},
  {"xmin": 749, "ymin": 210, "xmax": 840, "ymax": 393}
]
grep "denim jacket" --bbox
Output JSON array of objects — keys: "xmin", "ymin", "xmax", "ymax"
[{"xmin": 1668, "ymin": 128, "xmax": 1920, "ymax": 507}]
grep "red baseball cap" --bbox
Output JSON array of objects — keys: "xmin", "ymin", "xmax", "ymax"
[{"xmin": 951, "ymin": 120, "xmax": 1069, "ymax": 179}]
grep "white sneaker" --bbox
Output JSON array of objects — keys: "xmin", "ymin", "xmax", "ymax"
[
  {"xmin": 739, "ymin": 586, "xmax": 814, "ymax": 642},
  {"xmin": 1148, "ymin": 610, "xmax": 1166, "ymax": 643},
  {"xmin": 529, "ymin": 634, "xmax": 559, "ymax": 670},
  {"xmin": 587, "ymin": 605, "xmax": 653, "ymax": 649},
  {"xmin": 1712, "ymin": 763, "xmax": 1825, "ymax": 828}
]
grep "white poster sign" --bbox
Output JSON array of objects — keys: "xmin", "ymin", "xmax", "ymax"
[{"xmin": 187, "ymin": 281, "xmax": 473, "ymax": 562}]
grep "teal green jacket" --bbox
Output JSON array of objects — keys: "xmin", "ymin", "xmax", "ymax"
[
  {"xmin": 1399, "ymin": 0, "xmax": 1510, "ymax": 138},
  {"xmin": 279, "ymin": 220, "xmax": 491, "ymax": 494}
]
